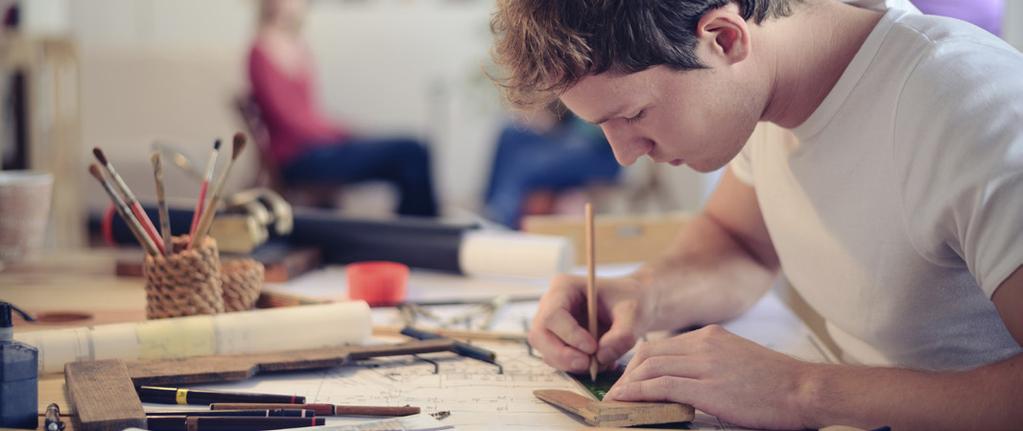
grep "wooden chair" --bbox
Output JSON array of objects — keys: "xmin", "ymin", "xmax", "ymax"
[{"xmin": 233, "ymin": 94, "xmax": 342, "ymax": 208}]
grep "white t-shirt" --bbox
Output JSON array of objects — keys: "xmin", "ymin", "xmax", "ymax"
[{"xmin": 731, "ymin": 6, "xmax": 1023, "ymax": 370}]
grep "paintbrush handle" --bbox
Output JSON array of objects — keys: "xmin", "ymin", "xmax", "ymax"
[
  {"xmin": 153, "ymin": 154, "xmax": 172, "ymax": 256},
  {"xmin": 190, "ymin": 163, "xmax": 234, "ymax": 248},
  {"xmin": 96, "ymin": 177, "xmax": 159, "ymax": 255},
  {"xmin": 189, "ymin": 182, "xmax": 209, "ymax": 238},
  {"xmin": 130, "ymin": 201, "xmax": 165, "ymax": 255}
]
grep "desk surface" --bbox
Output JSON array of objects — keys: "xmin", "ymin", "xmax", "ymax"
[{"xmin": 1, "ymin": 251, "xmax": 830, "ymax": 431}]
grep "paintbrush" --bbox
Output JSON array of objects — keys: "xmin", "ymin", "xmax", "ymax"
[
  {"xmin": 189, "ymin": 139, "xmax": 221, "ymax": 241},
  {"xmin": 89, "ymin": 164, "xmax": 159, "ymax": 255},
  {"xmin": 93, "ymin": 147, "xmax": 165, "ymax": 255},
  {"xmin": 190, "ymin": 133, "xmax": 247, "ymax": 249},
  {"xmin": 150, "ymin": 152, "xmax": 172, "ymax": 255}
]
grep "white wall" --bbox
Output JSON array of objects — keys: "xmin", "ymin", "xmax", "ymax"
[
  {"xmin": 69, "ymin": 0, "xmax": 506, "ymax": 213},
  {"xmin": 1005, "ymin": 0, "xmax": 1023, "ymax": 49}
]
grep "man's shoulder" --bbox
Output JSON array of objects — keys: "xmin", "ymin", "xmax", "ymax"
[{"xmin": 889, "ymin": 12, "xmax": 1017, "ymax": 59}]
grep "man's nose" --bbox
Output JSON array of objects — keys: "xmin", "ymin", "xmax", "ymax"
[{"xmin": 602, "ymin": 125, "xmax": 652, "ymax": 166}]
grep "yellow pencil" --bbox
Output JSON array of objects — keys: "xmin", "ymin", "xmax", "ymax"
[{"xmin": 585, "ymin": 203, "xmax": 598, "ymax": 382}]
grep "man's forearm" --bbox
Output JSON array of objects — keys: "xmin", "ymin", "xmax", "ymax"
[
  {"xmin": 800, "ymin": 354, "xmax": 1023, "ymax": 429},
  {"xmin": 632, "ymin": 212, "xmax": 779, "ymax": 331}
]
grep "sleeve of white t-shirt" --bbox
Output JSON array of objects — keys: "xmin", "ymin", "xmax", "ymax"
[
  {"xmin": 894, "ymin": 38, "xmax": 1023, "ymax": 298},
  {"xmin": 729, "ymin": 141, "xmax": 755, "ymax": 185}
]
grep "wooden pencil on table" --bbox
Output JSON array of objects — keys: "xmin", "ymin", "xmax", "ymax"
[
  {"xmin": 89, "ymin": 164, "xmax": 160, "ymax": 256},
  {"xmin": 211, "ymin": 402, "xmax": 421, "ymax": 417},
  {"xmin": 146, "ymin": 409, "xmax": 314, "ymax": 418},
  {"xmin": 93, "ymin": 147, "xmax": 165, "ymax": 255},
  {"xmin": 190, "ymin": 133, "xmax": 247, "ymax": 249},
  {"xmin": 151, "ymin": 152, "xmax": 172, "ymax": 255},
  {"xmin": 146, "ymin": 416, "xmax": 324, "ymax": 431},
  {"xmin": 189, "ymin": 139, "xmax": 221, "ymax": 240},
  {"xmin": 585, "ymin": 202, "xmax": 598, "ymax": 382}
]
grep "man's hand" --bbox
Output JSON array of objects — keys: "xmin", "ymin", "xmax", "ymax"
[
  {"xmin": 529, "ymin": 274, "xmax": 652, "ymax": 373},
  {"xmin": 605, "ymin": 325, "xmax": 814, "ymax": 430}
]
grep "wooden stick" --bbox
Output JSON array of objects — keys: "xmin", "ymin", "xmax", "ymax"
[
  {"xmin": 150, "ymin": 152, "xmax": 172, "ymax": 255},
  {"xmin": 89, "ymin": 164, "xmax": 159, "ymax": 256},
  {"xmin": 93, "ymin": 147, "xmax": 165, "ymax": 255},
  {"xmin": 585, "ymin": 203, "xmax": 598, "ymax": 381},
  {"xmin": 190, "ymin": 133, "xmax": 246, "ymax": 249},
  {"xmin": 189, "ymin": 139, "xmax": 221, "ymax": 240}
]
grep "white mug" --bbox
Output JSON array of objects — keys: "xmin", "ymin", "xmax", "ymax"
[{"xmin": 0, "ymin": 171, "xmax": 53, "ymax": 264}]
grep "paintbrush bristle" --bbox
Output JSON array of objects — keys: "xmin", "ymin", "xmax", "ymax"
[
  {"xmin": 232, "ymin": 133, "xmax": 247, "ymax": 160},
  {"xmin": 92, "ymin": 147, "xmax": 108, "ymax": 165},
  {"xmin": 150, "ymin": 152, "xmax": 160, "ymax": 165},
  {"xmin": 213, "ymin": 139, "xmax": 222, "ymax": 151},
  {"xmin": 88, "ymin": 164, "xmax": 104, "ymax": 181}
]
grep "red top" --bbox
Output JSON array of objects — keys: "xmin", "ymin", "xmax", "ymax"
[{"xmin": 248, "ymin": 39, "xmax": 350, "ymax": 166}]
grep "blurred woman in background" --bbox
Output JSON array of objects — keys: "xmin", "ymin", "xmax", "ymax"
[{"xmin": 249, "ymin": 0, "xmax": 438, "ymax": 216}]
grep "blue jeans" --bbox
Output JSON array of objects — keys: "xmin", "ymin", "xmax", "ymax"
[
  {"xmin": 282, "ymin": 137, "xmax": 438, "ymax": 217},
  {"xmin": 484, "ymin": 125, "xmax": 620, "ymax": 228}
]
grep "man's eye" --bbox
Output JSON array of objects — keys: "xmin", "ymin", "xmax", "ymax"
[{"xmin": 625, "ymin": 110, "xmax": 646, "ymax": 123}]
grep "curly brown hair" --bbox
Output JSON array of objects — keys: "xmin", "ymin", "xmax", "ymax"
[{"xmin": 490, "ymin": 0, "xmax": 802, "ymax": 109}]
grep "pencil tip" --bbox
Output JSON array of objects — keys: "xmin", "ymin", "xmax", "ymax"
[
  {"xmin": 213, "ymin": 139, "xmax": 222, "ymax": 151},
  {"xmin": 92, "ymin": 147, "xmax": 107, "ymax": 165},
  {"xmin": 232, "ymin": 133, "xmax": 247, "ymax": 160}
]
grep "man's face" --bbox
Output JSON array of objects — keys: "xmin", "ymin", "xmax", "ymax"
[{"xmin": 559, "ymin": 65, "xmax": 763, "ymax": 172}]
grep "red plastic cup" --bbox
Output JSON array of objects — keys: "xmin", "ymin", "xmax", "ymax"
[{"xmin": 346, "ymin": 261, "xmax": 409, "ymax": 306}]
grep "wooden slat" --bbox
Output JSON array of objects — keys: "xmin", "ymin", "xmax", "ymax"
[
  {"xmin": 534, "ymin": 389, "xmax": 694, "ymax": 428},
  {"xmin": 64, "ymin": 360, "xmax": 146, "ymax": 431},
  {"xmin": 127, "ymin": 339, "xmax": 456, "ymax": 386}
]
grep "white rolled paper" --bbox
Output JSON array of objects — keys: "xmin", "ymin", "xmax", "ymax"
[
  {"xmin": 15, "ymin": 301, "xmax": 371, "ymax": 374},
  {"xmin": 458, "ymin": 231, "xmax": 574, "ymax": 278}
]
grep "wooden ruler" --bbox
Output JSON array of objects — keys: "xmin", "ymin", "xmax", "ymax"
[{"xmin": 534, "ymin": 389, "xmax": 695, "ymax": 428}]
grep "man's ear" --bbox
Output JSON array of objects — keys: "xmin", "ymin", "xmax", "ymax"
[{"xmin": 696, "ymin": 5, "xmax": 751, "ymax": 65}]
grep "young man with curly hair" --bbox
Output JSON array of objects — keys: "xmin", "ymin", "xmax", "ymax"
[{"xmin": 491, "ymin": 0, "xmax": 1023, "ymax": 428}]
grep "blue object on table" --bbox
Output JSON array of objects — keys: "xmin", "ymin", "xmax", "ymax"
[{"xmin": 0, "ymin": 302, "xmax": 38, "ymax": 429}]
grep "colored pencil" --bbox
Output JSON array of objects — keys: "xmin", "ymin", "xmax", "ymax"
[
  {"xmin": 585, "ymin": 203, "xmax": 598, "ymax": 382},
  {"xmin": 93, "ymin": 147, "xmax": 165, "ymax": 255},
  {"xmin": 190, "ymin": 133, "xmax": 247, "ymax": 249},
  {"xmin": 151, "ymin": 152, "xmax": 172, "ymax": 255},
  {"xmin": 136, "ymin": 386, "xmax": 304, "ymax": 405},
  {"xmin": 89, "ymin": 164, "xmax": 159, "ymax": 255},
  {"xmin": 189, "ymin": 139, "xmax": 221, "ymax": 240},
  {"xmin": 146, "ymin": 416, "xmax": 323, "ymax": 431},
  {"xmin": 211, "ymin": 403, "xmax": 420, "ymax": 417},
  {"xmin": 145, "ymin": 410, "xmax": 314, "ymax": 418}
]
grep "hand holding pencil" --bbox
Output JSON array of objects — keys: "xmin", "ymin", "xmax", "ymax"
[{"xmin": 525, "ymin": 210, "xmax": 652, "ymax": 376}]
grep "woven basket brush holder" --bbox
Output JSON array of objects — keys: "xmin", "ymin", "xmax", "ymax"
[
  {"xmin": 143, "ymin": 235, "xmax": 225, "ymax": 319},
  {"xmin": 221, "ymin": 258, "xmax": 264, "ymax": 312}
]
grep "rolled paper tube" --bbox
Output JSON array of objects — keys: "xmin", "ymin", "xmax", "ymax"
[
  {"xmin": 458, "ymin": 230, "xmax": 574, "ymax": 278},
  {"xmin": 15, "ymin": 301, "xmax": 371, "ymax": 374}
]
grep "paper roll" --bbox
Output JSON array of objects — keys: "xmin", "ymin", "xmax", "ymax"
[
  {"xmin": 458, "ymin": 231, "xmax": 574, "ymax": 278},
  {"xmin": 215, "ymin": 302, "xmax": 371, "ymax": 354},
  {"xmin": 15, "ymin": 301, "xmax": 371, "ymax": 374}
]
